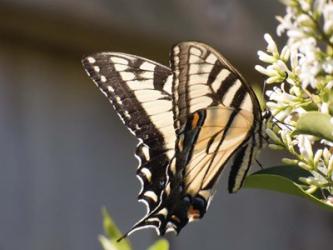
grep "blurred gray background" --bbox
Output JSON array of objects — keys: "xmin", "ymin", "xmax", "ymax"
[{"xmin": 0, "ymin": 0, "xmax": 332, "ymax": 250}]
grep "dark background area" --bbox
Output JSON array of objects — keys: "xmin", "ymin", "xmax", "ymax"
[{"xmin": 0, "ymin": 1, "xmax": 332, "ymax": 250}]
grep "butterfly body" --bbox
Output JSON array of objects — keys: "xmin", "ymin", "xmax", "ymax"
[{"xmin": 82, "ymin": 41, "xmax": 263, "ymax": 238}]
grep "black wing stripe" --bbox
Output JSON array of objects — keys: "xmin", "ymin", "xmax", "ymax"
[
  {"xmin": 228, "ymin": 136, "xmax": 255, "ymax": 193},
  {"xmin": 215, "ymin": 72, "xmax": 238, "ymax": 99},
  {"xmin": 229, "ymin": 83, "xmax": 247, "ymax": 108},
  {"xmin": 207, "ymin": 60, "xmax": 224, "ymax": 85},
  {"xmin": 198, "ymin": 109, "xmax": 239, "ymax": 190}
]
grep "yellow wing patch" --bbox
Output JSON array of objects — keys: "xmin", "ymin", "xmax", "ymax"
[{"xmin": 184, "ymin": 105, "xmax": 253, "ymax": 195}]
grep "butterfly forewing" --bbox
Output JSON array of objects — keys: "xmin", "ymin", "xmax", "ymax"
[
  {"xmin": 82, "ymin": 53, "xmax": 176, "ymax": 213},
  {"xmin": 170, "ymin": 42, "xmax": 262, "ymax": 193}
]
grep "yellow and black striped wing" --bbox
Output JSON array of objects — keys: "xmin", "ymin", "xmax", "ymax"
[
  {"xmin": 124, "ymin": 42, "xmax": 263, "ymax": 236},
  {"xmin": 170, "ymin": 41, "xmax": 262, "ymax": 193},
  {"xmin": 82, "ymin": 42, "xmax": 263, "ymax": 239},
  {"xmin": 82, "ymin": 53, "xmax": 176, "ymax": 214}
]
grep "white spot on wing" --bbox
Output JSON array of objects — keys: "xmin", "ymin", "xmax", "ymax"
[
  {"xmin": 124, "ymin": 110, "xmax": 131, "ymax": 118},
  {"xmin": 141, "ymin": 146, "xmax": 150, "ymax": 160},
  {"xmin": 189, "ymin": 96, "xmax": 213, "ymax": 112},
  {"xmin": 158, "ymin": 208, "xmax": 168, "ymax": 217},
  {"xmin": 166, "ymin": 222, "xmax": 177, "ymax": 234},
  {"xmin": 110, "ymin": 56, "xmax": 128, "ymax": 65},
  {"xmin": 87, "ymin": 57, "xmax": 96, "ymax": 64},
  {"xmin": 140, "ymin": 71, "xmax": 154, "ymax": 79},
  {"xmin": 93, "ymin": 66, "xmax": 100, "ymax": 72},
  {"xmin": 140, "ymin": 168, "xmax": 152, "ymax": 182},
  {"xmin": 140, "ymin": 62, "xmax": 156, "ymax": 71},
  {"xmin": 189, "ymin": 85, "xmax": 210, "ymax": 98},
  {"xmin": 211, "ymin": 69, "xmax": 231, "ymax": 92},
  {"xmin": 144, "ymin": 191, "xmax": 158, "ymax": 203},
  {"xmin": 190, "ymin": 47, "xmax": 202, "ymax": 56},
  {"xmin": 107, "ymin": 85, "xmax": 114, "ymax": 92},
  {"xmin": 127, "ymin": 80, "xmax": 154, "ymax": 90},
  {"xmin": 189, "ymin": 73, "xmax": 209, "ymax": 84},
  {"xmin": 163, "ymin": 75, "xmax": 172, "ymax": 94},
  {"xmin": 134, "ymin": 89, "xmax": 164, "ymax": 102},
  {"xmin": 189, "ymin": 55, "xmax": 201, "ymax": 63},
  {"xmin": 115, "ymin": 96, "xmax": 123, "ymax": 104},
  {"xmin": 100, "ymin": 75, "xmax": 107, "ymax": 83},
  {"xmin": 173, "ymin": 46, "xmax": 180, "ymax": 54},
  {"xmin": 114, "ymin": 64, "xmax": 128, "ymax": 71},
  {"xmin": 142, "ymin": 100, "xmax": 172, "ymax": 115},
  {"xmin": 146, "ymin": 217, "xmax": 161, "ymax": 225},
  {"xmin": 189, "ymin": 64, "xmax": 214, "ymax": 74},
  {"xmin": 150, "ymin": 112, "xmax": 174, "ymax": 128},
  {"xmin": 206, "ymin": 53, "xmax": 217, "ymax": 64},
  {"xmin": 120, "ymin": 72, "xmax": 135, "ymax": 81}
]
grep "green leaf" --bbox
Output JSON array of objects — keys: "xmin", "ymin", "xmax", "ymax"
[
  {"xmin": 147, "ymin": 239, "xmax": 169, "ymax": 250},
  {"xmin": 294, "ymin": 111, "xmax": 333, "ymax": 142},
  {"xmin": 243, "ymin": 166, "xmax": 333, "ymax": 211},
  {"xmin": 99, "ymin": 235, "xmax": 118, "ymax": 250},
  {"xmin": 100, "ymin": 207, "xmax": 132, "ymax": 250},
  {"xmin": 252, "ymin": 83, "xmax": 265, "ymax": 110}
]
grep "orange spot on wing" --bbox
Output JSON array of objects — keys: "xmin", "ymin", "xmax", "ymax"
[
  {"xmin": 171, "ymin": 215, "xmax": 181, "ymax": 224},
  {"xmin": 192, "ymin": 112, "xmax": 200, "ymax": 128},
  {"xmin": 187, "ymin": 205, "xmax": 201, "ymax": 221}
]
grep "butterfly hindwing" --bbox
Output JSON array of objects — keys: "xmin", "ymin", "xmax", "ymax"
[{"xmin": 82, "ymin": 53, "xmax": 176, "ymax": 213}]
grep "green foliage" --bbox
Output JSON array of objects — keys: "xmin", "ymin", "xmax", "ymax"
[
  {"xmin": 99, "ymin": 207, "xmax": 132, "ymax": 250},
  {"xmin": 255, "ymin": 0, "xmax": 333, "ymax": 203},
  {"xmin": 99, "ymin": 208, "xmax": 169, "ymax": 250},
  {"xmin": 244, "ymin": 166, "xmax": 333, "ymax": 211},
  {"xmin": 147, "ymin": 239, "xmax": 169, "ymax": 250},
  {"xmin": 294, "ymin": 112, "xmax": 333, "ymax": 142}
]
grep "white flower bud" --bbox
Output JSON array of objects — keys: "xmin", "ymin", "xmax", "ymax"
[
  {"xmin": 313, "ymin": 149, "xmax": 323, "ymax": 168},
  {"xmin": 323, "ymin": 148, "xmax": 331, "ymax": 165},
  {"xmin": 299, "ymin": 0, "xmax": 310, "ymax": 12},
  {"xmin": 328, "ymin": 155, "xmax": 333, "ymax": 177},
  {"xmin": 298, "ymin": 161, "xmax": 312, "ymax": 171},
  {"xmin": 298, "ymin": 135, "xmax": 313, "ymax": 161},
  {"xmin": 323, "ymin": 4, "xmax": 333, "ymax": 33},
  {"xmin": 266, "ymin": 76, "xmax": 284, "ymax": 84},
  {"xmin": 280, "ymin": 46, "xmax": 290, "ymax": 62},
  {"xmin": 323, "ymin": 60, "xmax": 333, "ymax": 74},
  {"xmin": 326, "ymin": 80, "xmax": 333, "ymax": 89},
  {"xmin": 264, "ymin": 33, "xmax": 279, "ymax": 56},
  {"xmin": 255, "ymin": 65, "xmax": 276, "ymax": 76},
  {"xmin": 314, "ymin": 0, "xmax": 326, "ymax": 14},
  {"xmin": 257, "ymin": 51, "xmax": 276, "ymax": 63},
  {"xmin": 265, "ymin": 128, "xmax": 282, "ymax": 144},
  {"xmin": 282, "ymin": 158, "xmax": 298, "ymax": 165},
  {"xmin": 320, "ymin": 103, "xmax": 329, "ymax": 114},
  {"xmin": 297, "ymin": 14, "xmax": 313, "ymax": 28}
]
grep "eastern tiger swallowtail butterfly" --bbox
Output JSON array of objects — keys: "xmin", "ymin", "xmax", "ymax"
[{"xmin": 82, "ymin": 41, "xmax": 264, "ymax": 239}]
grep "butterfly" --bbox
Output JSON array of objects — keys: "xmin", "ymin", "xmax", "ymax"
[{"xmin": 82, "ymin": 41, "xmax": 264, "ymax": 239}]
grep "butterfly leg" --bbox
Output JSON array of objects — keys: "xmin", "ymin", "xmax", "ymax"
[{"xmin": 255, "ymin": 159, "xmax": 264, "ymax": 169}]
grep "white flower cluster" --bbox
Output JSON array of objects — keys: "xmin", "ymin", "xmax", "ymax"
[{"xmin": 256, "ymin": 0, "xmax": 333, "ymax": 200}]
